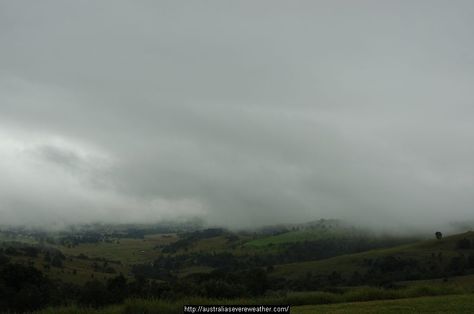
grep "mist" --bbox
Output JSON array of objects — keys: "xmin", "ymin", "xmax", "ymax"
[{"xmin": 1, "ymin": 1, "xmax": 474, "ymax": 231}]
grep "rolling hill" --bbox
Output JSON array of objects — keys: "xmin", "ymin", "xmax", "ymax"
[{"xmin": 273, "ymin": 231, "xmax": 474, "ymax": 282}]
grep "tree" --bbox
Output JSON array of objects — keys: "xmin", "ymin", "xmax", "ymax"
[
  {"xmin": 435, "ymin": 232, "xmax": 443, "ymax": 240},
  {"xmin": 51, "ymin": 255, "xmax": 63, "ymax": 268},
  {"xmin": 79, "ymin": 280, "xmax": 110, "ymax": 307},
  {"xmin": 107, "ymin": 274, "xmax": 128, "ymax": 303},
  {"xmin": 0, "ymin": 264, "xmax": 51, "ymax": 312}
]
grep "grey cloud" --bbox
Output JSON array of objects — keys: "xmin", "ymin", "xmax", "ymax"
[
  {"xmin": 37, "ymin": 145, "xmax": 84, "ymax": 171},
  {"xmin": 1, "ymin": 1, "xmax": 474, "ymax": 230}
]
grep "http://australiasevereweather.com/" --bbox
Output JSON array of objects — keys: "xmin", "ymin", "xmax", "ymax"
[{"xmin": 183, "ymin": 305, "xmax": 291, "ymax": 313}]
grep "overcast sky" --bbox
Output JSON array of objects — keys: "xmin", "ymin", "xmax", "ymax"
[{"xmin": 1, "ymin": 1, "xmax": 474, "ymax": 230}]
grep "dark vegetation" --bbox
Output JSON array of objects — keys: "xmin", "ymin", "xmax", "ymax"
[{"xmin": 1, "ymin": 221, "xmax": 474, "ymax": 313}]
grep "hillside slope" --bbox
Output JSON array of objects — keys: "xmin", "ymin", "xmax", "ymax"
[{"xmin": 274, "ymin": 231, "xmax": 474, "ymax": 283}]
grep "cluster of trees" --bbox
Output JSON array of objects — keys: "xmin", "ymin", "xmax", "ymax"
[
  {"xmin": 0, "ymin": 254, "xmax": 270, "ymax": 312},
  {"xmin": 0, "ymin": 253, "xmax": 130, "ymax": 312},
  {"xmin": 91, "ymin": 261, "xmax": 117, "ymax": 274},
  {"xmin": 0, "ymin": 262, "xmax": 52, "ymax": 312},
  {"xmin": 2, "ymin": 246, "xmax": 39, "ymax": 257},
  {"xmin": 133, "ymin": 251, "xmax": 274, "ymax": 281},
  {"xmin": 1, "ymin": 246, "xmax": 66, "ymax": 269},
  {"xmin": 130, "ymin": 267, "xmax": 269, "ymax": 300}
]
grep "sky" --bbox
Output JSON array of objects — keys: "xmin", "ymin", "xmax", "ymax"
[{"xmin": 1, "ymin": 1, "xmax": 474, "ymax": 230}]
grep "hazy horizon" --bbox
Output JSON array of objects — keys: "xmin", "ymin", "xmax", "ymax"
[{"xmin": 1, "ymin": 1, "xmax": 474, "ymax": 231}]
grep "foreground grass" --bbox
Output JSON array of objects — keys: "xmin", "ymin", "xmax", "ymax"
[
  {"xmin": 293, "ymin": 293, "xmax": 474, "ymax": 313},
  {"xmin": 37, "ymin": 284, "xmax": 470, "ymax": 314}
]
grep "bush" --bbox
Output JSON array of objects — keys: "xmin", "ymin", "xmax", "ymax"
[{"xmin": 0, "ymin": 264, "xmax": 51, "ymax": 312}]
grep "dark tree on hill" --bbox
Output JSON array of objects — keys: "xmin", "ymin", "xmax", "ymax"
[
  {"xmin": 4, "ymin": 247, "xmax": 18, "ymax": 255},
  {"xmin": 107, "ymin": 274, "xmax": 128, "ymax": 303},
  {"xmin": 435, "ymin": 232, "xmax": 443, "ymax": 240},
  {"xmin": 243, "ymin": 268, "xmax": 268, "ymax": 296},
  {"xmin": 0, "ymin": 264, "xmax": 51, "ymax": 312},
  {"xmin": 51, "ymin": 255, "xmax": 64, "ymax": 268},
  {"xmin": 0, "ymin": 254, "xmax": 9, "ymax": 266},
  {"xmin": 79, "ymin": 280, "xmax": 110, "ymax": 307},
  {"xmin": 22, "ymin": 247, "xmax": 39, "ymax": 257}
]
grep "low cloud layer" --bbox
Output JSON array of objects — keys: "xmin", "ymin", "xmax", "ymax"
[{"xmin": 1, "ymin": 1, "xmax": 474, "ymax": 230}]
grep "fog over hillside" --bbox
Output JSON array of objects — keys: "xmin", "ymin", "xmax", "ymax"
[{"xmin": 1, "ymin": 1, "xmax": 474, "ymax": 230}]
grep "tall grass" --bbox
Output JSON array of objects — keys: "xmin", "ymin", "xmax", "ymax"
[{"xmin": 36, "ymin": 284, "xmax": 470, "ymax": 314}]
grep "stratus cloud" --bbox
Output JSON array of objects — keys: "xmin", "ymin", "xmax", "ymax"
[
  {"xmin": 0, "ymin": 126, "xmax": 206, "ymax": 226},
  {"xmin": 1, "ymin": 1, "xmax": 474, "ymax": 230}
]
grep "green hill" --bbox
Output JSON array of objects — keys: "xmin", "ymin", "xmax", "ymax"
[
  {"xmin": 4, "ymin": 225, "xmax": 474, "ymax": 313},
  {"xmin": 244, "ymin": 220, "xmax": 356, "ymax": 247},
  {"xmin": 274, "ymin": 231, "xmax": 474, "ymax": 282}
]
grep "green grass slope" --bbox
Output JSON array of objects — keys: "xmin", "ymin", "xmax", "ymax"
[
  {"xmin": 274, "ymin": 231, "xmax": 474, "ymax": 280},
  {"xmin": 244, "ymin": 221, "xmax": 356, "ymax": 248},
  {"xmin": 293, "ymin": 293, "xmax": 474, "ymax": 313}
]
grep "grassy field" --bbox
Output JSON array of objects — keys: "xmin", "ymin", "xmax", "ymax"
[
  {"xmin": 37, "ymin": 289, "xmax": 474, "ymax": 314},
  {"xmin": 245, "ymin": 228, "xmax": 349, "ymax": 248},
  {"xmin": 57, "ymin": 234, "xmax": 178, "ymax": 264},
  {"xmin": 4, "ymin": 228, "xmax": 474, "ymax": 312},
  {"xmin": 169, "ymin": 235, "xmax": 236, "ymax": 254},
  {"xmin": 1, "ymin": 233, "xmax": 178, "ymax": 284},
  {"xmin": 3, "ymin": 230, "xmax": 474, "ymax": 285},
  {"xmin": 293, "ymin": 293, "xmax": 474, "ymax": 313},
  {"xmin": 8, "ymin": 253, "xmax": 130, "ymax": 285},
  {"xmin": 401, "ymin": 273, "xmax": 474, "ymax": 288},
  {"xmin": 1, "ymin": 231, "xmax": 258, "ymax": 285},
  {"xmin": 26, "ymin": 228, "xmax": 474, "ymax": 313},
  {"xmin": 0, "ymin": 233, "xmax": 38, "ymax": 245},
  {"xmin": 1, "ymin": 231, "xmax": 257, "ymax": 284}
]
